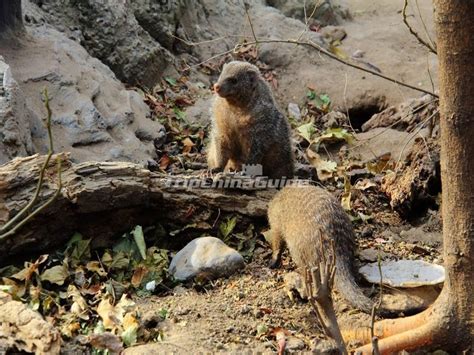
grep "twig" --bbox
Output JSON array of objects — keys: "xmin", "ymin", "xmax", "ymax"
[
  {"xmin": 0, "ymin": 89, "xmax": 55, "ymax": 233},
  {"xmin": 402, "ymin": 0, "xmax": 437, "ymax": 54},
  {"xmin": 243, "ymin": 2, "xmax": 258, "ymax": 53},
  {"xmin": 169, "ymin": 33, "xmax": 247, "ymax": 47},
  {"xmin": 414, "ymin": 0, "xmax": 436, "ymax": 51},
  {"xmin": 394, "ymin": 109, "xmax": 439, "ymax": 171},
  {"xmin": 370, "ymin": 253, "xmax": 383, "ymax": 355},
  {"xmin": 343, "ymin": 73, "xmax": 357, "ymax": 134},
  {"xmin": 305, "ymin": 241, "xmax": 348, "ymax": 355},
  {"xmin": 240, "ymin": 38, "xmax": 438, "ymax": 98},
  {"xmin": 174, "ymin": 33, "xmax": 438, "ymax": 97},
  {"xmin": 296, "ymin": 0, "xmax": 322, "ymax": 42},
  {"xmin": 0, "ymin": 88, "xmax": 62, "ymax": 240}
]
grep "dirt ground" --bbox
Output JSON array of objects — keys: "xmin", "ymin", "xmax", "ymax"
[{"xmin": 123, "ymin": 214, "xmax": 441, "ymax": 354}]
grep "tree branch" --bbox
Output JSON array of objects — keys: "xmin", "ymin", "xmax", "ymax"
[
  {"xmin": 240, "ymin": 38, "xmax": 438, "ymax": 98},
  {"xmin": 402, "ymin": 0, "xmax": 437, "ymax": 55},
  {"xmin": 305, "ymin": 241, "xmax": 348, "ymax": 355}
]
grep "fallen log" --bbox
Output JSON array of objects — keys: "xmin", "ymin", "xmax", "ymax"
[{"xmin": 0, "ymin": 154, "xmax": 276, "ymax": 260}]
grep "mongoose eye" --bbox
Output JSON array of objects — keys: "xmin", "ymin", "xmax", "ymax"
[{"xmin": 227, "ymin": 77, "xmax": 237, "ymax": 85}]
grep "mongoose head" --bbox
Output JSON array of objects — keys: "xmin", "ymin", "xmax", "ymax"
[{"xmin": 213, "ymin": 61, "xmax": 260, "ymax": 101}]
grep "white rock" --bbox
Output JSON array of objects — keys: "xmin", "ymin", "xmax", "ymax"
[
  {"xmin": 287, "ymin": 102, "xmax": 301, "ymax": 120},
  {"xmin": 145, "ymin": 280, "xmax": 156, "ymax": 292},
  {"xmin": 360, "ymin": 260, "xmax": 445, "ymax": 288},
  {"xmin": 169, "ymin": 237, "xmax": 245, "ymax": 281}
]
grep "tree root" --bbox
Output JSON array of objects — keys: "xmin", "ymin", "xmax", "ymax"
[
  {"xmin": 342, "ymin": 297, "xmax": 453, "ymax": 354},
  {"xmin": 354, "ymin": 321, "xmax": 435, "ymax": 354},
  {"xmin": 343, "ymin": 306, "xmax": 433, "ymax": 344}
]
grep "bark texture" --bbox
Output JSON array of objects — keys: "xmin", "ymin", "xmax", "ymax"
[
  {"xmin": 434, "ymin": 0, "xmax": 474, "ymax": 346},
  {"xmin": 0, "ymin": 154, "xmax": 274, "ymax": 260}
]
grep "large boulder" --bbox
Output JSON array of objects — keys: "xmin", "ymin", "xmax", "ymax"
[
  {"xmin": 0, "ymin": 57, "xmax": 41, "ymax": 164},
  {"xmin": 0, "ymin": 26, "xmax": 165, "ymax": 164},
  {"xmin": 24, "ymin": 0, "xmax": 176, "ymax": 87}
]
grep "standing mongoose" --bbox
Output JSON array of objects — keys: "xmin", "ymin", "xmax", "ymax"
[
  {"xmin": 207, "ymin": 61, "xmax": 294, "ymax": 179},
  {"xmin": 268, "ymin": 185, "xmax": 392, "ymax": 316}
]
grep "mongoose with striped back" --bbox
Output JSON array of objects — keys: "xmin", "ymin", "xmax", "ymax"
[
  {"xmin": 268, "ymin": 185, "xmax": 394, "ymax": 316},
  {"xmin": 207, "ymin": 61, "xmax": 294, "ymax": 179}
]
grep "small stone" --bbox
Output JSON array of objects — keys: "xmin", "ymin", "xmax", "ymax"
[
  {"xmin": 311, "ymin": 338, "xmax": 339, "ymax": 354},
  {"xmin": 352, "ymin": 49, "xmax": 365, "ymax": 58},
  {"xmin": 321, "ymin": 25, "xmax": 347, "ymax": 42},
  {"xmin": 288, "ymin": 102, "xmax": 301, "ymax": 120},
  {"xmin": 358, "ymin": 248, "xmax": 387, "ymax": 262},
  {"xmin": 145, "ymin": 280, "xmax": 156, "ymax": 291},
  {"xmin": 240, "ymin": 304, "xmax": 251, "ymax": 315},
  {"xmin": 169, "ymin": 237, "xmax": 245, "ymax": 281},
  {"xmin": 253, "ymin": 309, "xmax": 264, "ymax": 318},
  {"xmin": 286, "ymin": 336, "xmax": 305, "ymax": 351},
  {"xmin": 284, "ymin": 271, "xmax": 307, "ymax": 299},
  {"xmin": 174, "ymin": 307, "xmax": 190, "ymax": 316},
  {"xmin": 172, "ymin": 285, "xmax": 187, "ymax": 295}
]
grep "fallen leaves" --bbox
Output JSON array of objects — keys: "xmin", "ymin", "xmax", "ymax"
[
  {"xmin": 306, "ymin": 149, "xmax": 337, "ymax": 181},
  {"xmin": 0, "ymin": 224, "xmax": 172, "ymax": 353}
]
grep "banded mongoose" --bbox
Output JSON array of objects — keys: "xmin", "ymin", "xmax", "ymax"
[
  {"xmin": 207, "ymin": 61, "xmax": 294, "ymax": 179},
  {"xmin": 267, "ymin": 185, "xmax": 392, "ymax": 316}
]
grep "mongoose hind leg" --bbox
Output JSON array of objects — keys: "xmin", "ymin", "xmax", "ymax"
[{"xmin": 268, "ymin": 228, "xmax": 285, "ymax": 269}]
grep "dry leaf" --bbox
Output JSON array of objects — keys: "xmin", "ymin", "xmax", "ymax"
[
  {"xmin": 87, "ymin": 332, "xmax": 124, "ymax": 354},
  {"xmin": 306, "ymin": 149, "xmax": 337, "ymax": 181},
  {"xmin": 131, "ymin": 266, "xmax": 148, "ymax": 288},
  {"xmin": 354, "ymin": 179, "xmax": 377, "ymax": 191}
]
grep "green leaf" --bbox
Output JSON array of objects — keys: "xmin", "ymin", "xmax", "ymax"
[
  {"xmin": 102, "ymin": 251, "xmax": 130, "ymax": 271},
  {"xmin": 306, "ymin": 90, "xmax": 316, "ymax": 100},
  {"xmin": 131, "ymin": 226, "xmax": 147, "ymax": 260},
  {"xmin": 219, "ymin": 216, "xmax": 237, "ymax": 240},
  {"xmin": 158, "ymin": 308, "xmax": 168, "ymax": 320},
  {"xmin": 41, "ymin": 264, "xmax": 69, "ymax": 285},
  {"xmin": 297, "ymin": 122, "xmax": 317, "ymax": 143},
  {"xmin": 173, "ymin": 107, "xmax": 186, "ymax": 121},
  {"xmin": 329, "ymin": 41, "xmax": 348, "ymax": 60},
  {"xmin": 319, "ymin": 93, "xmax": 331, "ymax": 106},
  {"xmin": 256, "ymin": 324, "xmax": 268, "ymax": 336},
  {"xmin": 314, "ymin": 127, "xmax": 354, "ymax": 146},
  {"xmin": 313, "ymin": 93, "xmax": 331, "ymax": 112},
  {"xmin": 165, "ymin": 77, "xmax": 177, "ymax": 86},
  {"xmin": 65, "ymin": 233, "xmax": 91, "ymax": 267}
]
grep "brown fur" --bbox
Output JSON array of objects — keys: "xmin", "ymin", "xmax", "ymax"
[
  {"xmin": 268, "ymin": 185, "xmax": 394, "ymax": 316},
  {"xmin": 207, "ymin": 61, "xmax": 294, "ymax": 179}
]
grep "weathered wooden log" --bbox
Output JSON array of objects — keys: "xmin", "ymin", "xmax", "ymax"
[{"xmin": 0, "ymin": 154, "xmax": 276, "ymax": 260}]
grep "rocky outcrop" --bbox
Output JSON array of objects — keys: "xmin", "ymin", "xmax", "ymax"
[
  {"xmin": 24, "ymin": 0, "xmax": 176, "ymax": 87},
  {"xmin": 266, "ymin": 0, "xmax": 351, "ymax": 25},
  {"xmin": 0, "ymin": 57, "xmax": 41, "ymax": 164},
  {"xmin": 0, "ymin": 26, "xmax": 165, "ymax": 164}
]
